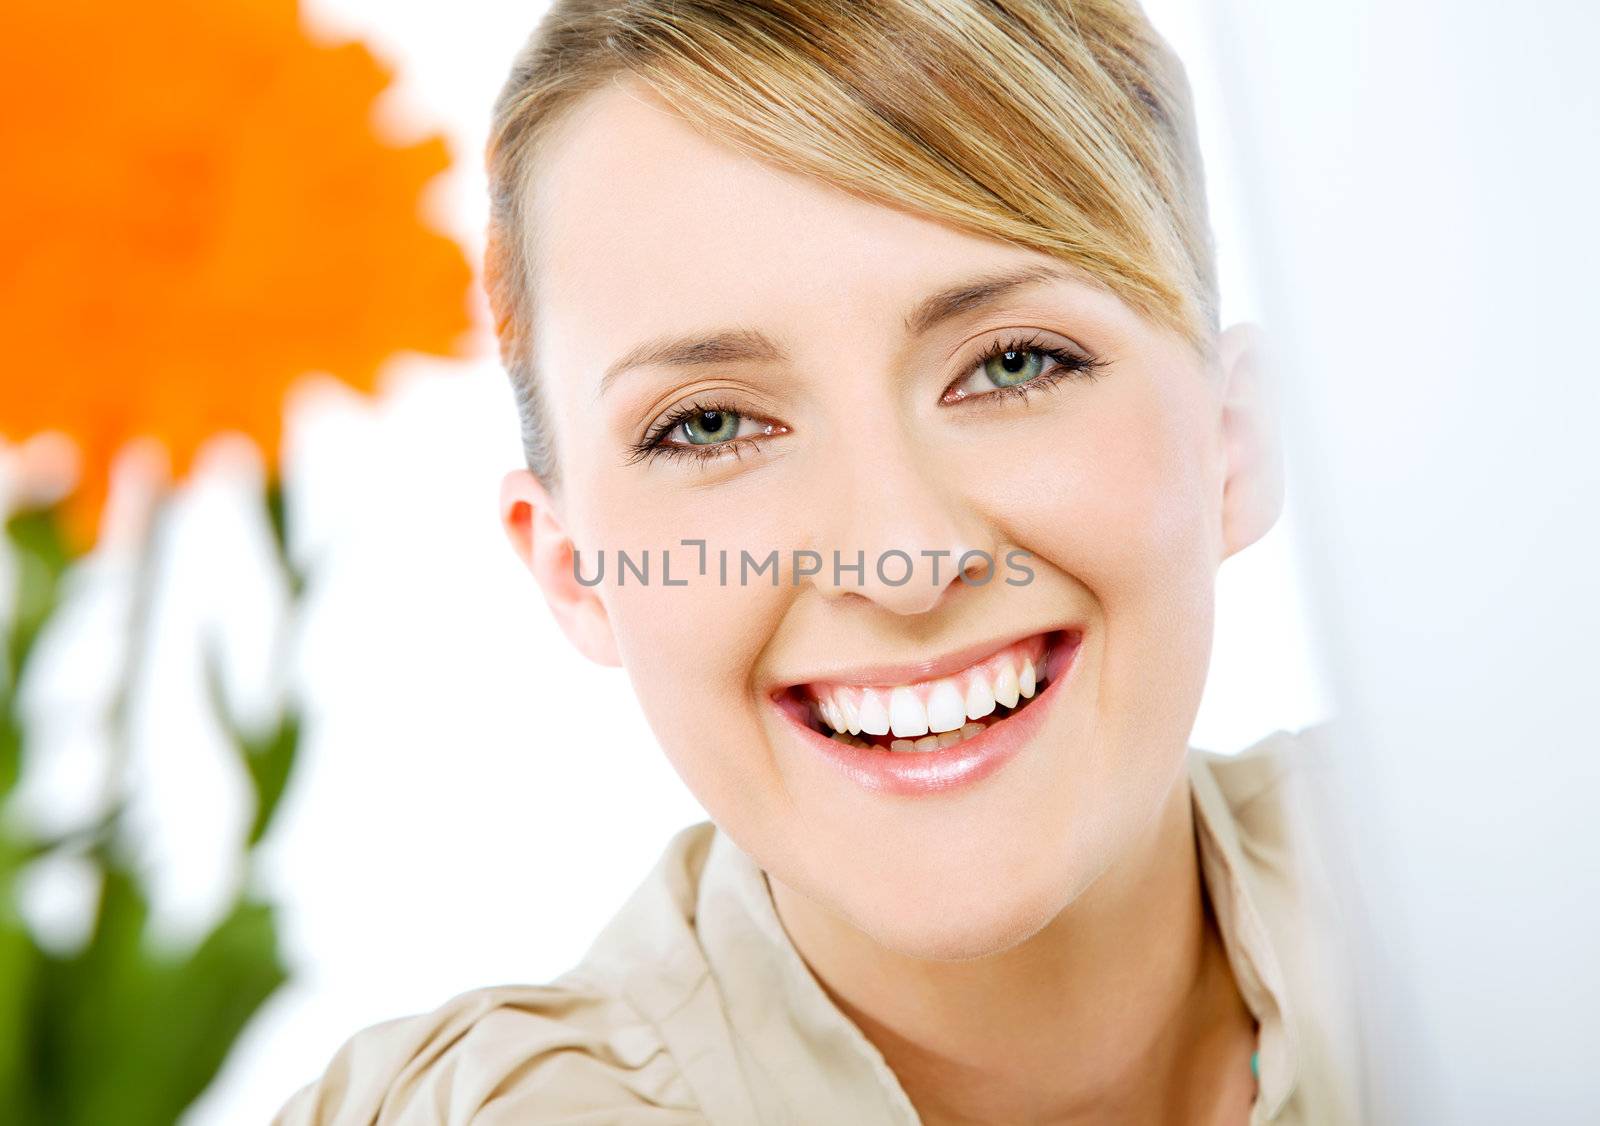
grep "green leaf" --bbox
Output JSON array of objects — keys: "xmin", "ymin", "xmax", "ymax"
[
  {"xmin": 31, "ymin": 862, "xmax": 156, "ymax": 1125},
  {"xmin": 63, "ymin": 897, "xmax": 287, "ymax": 1126},
  {"xmin": 4, "ymin": 505, "xmax": 74, "ymax": 691},
  {"xmin": 150, "ymin": 898, "xmax": 288, "ymax": 1119},
  {"xmin": 0, "ymin": 890, "xmax": 44, "ymax": 1122},
  {"xmin": 0, "ymin": 709, "xmax": 20, "ymax": 803},
  {"xmin": 262, "ymin": 478, "xmax": 305, "ymax": 600},
  {"xmin": 200, "ymin": 633, "xmax": 302, "ymax": 848},
  {"xmin": 240, "ymin": 708, "xmax": 300, "ymax": 847},
  {"xmin": 26, "ymin": 857, "xmax": 288, "ymax": 1126},
  {"xmin": 3, "ymin": 504, "xmax": 76, "ymax": 798}
]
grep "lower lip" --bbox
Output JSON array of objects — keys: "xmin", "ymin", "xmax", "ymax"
[{"xmin": 773, "ymin": 631, "xmax": 1082, "ymax": 798}]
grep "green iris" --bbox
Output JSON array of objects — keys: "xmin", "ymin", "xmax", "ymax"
[
  {"xmin": 984, "ymin": 348, "xmax": 1046, "ymax": 388},
  {"xmin": 682, "ymin": 409, "xmax": 740, "ymax": 445}
]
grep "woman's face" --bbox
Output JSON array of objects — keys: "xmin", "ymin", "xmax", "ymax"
[{"xmin": 506, "ymin": 79, "xmax": 1277, "ymax": 959}]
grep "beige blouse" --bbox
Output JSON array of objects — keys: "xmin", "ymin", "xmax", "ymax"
[{"xmin": 274, "ymin": 724, "xmax": 1360, "ymax": 1124}]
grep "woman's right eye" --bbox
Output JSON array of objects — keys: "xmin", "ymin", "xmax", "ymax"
[
  {"xmin": 676, "ymin": 408, "xmax": 745, "ymax": 445},
  {"xmin": 628, "ymin": 402, "xmax": 789, "ymax": 466}
]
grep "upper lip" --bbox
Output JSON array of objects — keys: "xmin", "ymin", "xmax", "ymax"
[{"xmin": 773, "ymin": 626, "xmax": 1071, "ymax": 692}]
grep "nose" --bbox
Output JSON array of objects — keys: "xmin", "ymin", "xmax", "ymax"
[{"xmin": 805, "ymin": 438, "xmax": 999, "ymax": 616}]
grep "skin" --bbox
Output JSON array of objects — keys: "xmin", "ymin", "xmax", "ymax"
[{"xmin": 500, "ymin": 76, "xmax": 1282, "ymax": 1123}]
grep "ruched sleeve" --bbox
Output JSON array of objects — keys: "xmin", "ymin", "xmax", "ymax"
[{"xmin": 271, "ymin": 981, "xmax": 707, "ymax": 1125}]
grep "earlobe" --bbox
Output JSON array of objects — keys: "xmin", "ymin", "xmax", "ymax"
[
  {"xmin": 499, "ymin": 468, "xmax": 622, "ymax": 667},
  {"xmin": 1216, "ymin": 322, "xmax": 1286, "ymax": 560}
]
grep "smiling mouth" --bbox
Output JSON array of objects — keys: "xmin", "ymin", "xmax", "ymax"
[{"xmin": 774, "ymin": 629, "xmax": 1073, "ymax": 753}]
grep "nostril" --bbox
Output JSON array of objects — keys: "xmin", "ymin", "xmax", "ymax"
[{"xmin": 957, "ymin": 550, "xmax": 997, "ymax": 584}]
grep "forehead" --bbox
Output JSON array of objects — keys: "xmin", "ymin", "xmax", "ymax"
[{"xmin": 525, "ymin": 78, "xmax": 1060, "ymax": 385}]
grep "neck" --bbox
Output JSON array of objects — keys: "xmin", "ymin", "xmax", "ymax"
[{"xmin": 769, "ymin": 767, "xmax": 1256, "ymax": 1124}]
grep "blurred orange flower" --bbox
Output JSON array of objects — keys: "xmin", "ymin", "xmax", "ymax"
[{"xmin": 0, "ymin": 0, "xmax": 480, "ymax": 546}]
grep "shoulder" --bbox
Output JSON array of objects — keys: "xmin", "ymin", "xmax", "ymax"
[
  {"xmin": 272, "ymin": 981, "xmax": 706, "ymax": 1125},
  {"xmin": 1186, "ymin": 720, "xmax": 1348, "ymax": 958},
  {"xmin": 1188, "ymin": 721, "xmax": 1365, "ymax": 1120},
  {"xmin": 1188, "ymin": 720, "xmax": 1340, "ymax": 859},
  {"xmin": 273, "ymin": 823, "xmax": 724, "ymax": 1125}
]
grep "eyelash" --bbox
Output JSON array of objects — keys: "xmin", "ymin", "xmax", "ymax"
[{"xmin": 626, "ymin": 333, "xmax": 1106, "ymax": 466}]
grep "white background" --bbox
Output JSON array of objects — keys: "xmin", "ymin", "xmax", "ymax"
[{"xmin": 1210, "ymin": 0, "xmax": 1600, "ymax": 1120}]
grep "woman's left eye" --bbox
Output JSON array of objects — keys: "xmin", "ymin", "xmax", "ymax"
[{"xmin": 942, "ymin": 338, "xmax": 1103, "ymax": 404}]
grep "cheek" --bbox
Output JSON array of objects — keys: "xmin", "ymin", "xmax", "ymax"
[
  {"xmin": 983, "ymin": 379, "xmax": 1218, "ymax": 585},
  {"xmin": 571, "ymin": 476, "xmax": 795, "ymax": 808},
  {"xmin": 982, "ymin": 375, "xmax": 1220, "ymax": 724},
  {"xmin": 609, "ymin": 580, "xmax": 769, "ymax": 804}
]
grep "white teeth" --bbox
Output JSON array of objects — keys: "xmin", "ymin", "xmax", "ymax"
[
  {"xmin": 888, "ymin": 686, "xmax": 930, "ymax": 738},
  {"xmin": 857, "ymin": 691, "xmax": 891, "ymax": 736},
  {"xmin": 964, "ymin": 676, "xmax": 996, "ymax": 720},
  {"xmin": 809, "ymin": 638, "xmax": 1054, "ymax": 749},
  {"xmin": 838, "ymin": 694, "xmax": 862, "ymax": 735},
  {"xmin": 993, "ymin": 661, "xmax": 1020, "ymax": 708},
  {"xmin": 926, "ymin": 682, "xmax": 966, "ymax": 733},
  {"xmin": 874, "ymin": 719, "xmax": 992, "ymax": 752}
]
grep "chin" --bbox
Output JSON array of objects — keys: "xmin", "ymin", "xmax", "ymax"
[{"xmin": 830, "ymin": 854, "xmax": 1086, "ymax": 964}]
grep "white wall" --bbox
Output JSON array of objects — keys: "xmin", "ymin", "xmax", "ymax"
[{"xmin": 1206, "ymin": 0, "xmax": 1600, "ymax": 1119}]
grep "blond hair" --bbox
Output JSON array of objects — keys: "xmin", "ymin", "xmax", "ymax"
[{"xmin": 486, "ymin": 0, "xmax": 1217, "ymax": 481}]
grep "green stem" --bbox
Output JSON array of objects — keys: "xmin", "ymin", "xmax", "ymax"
[{"xmin": 101, "ymin": 489, "xmax": 172, "ymax": 845}]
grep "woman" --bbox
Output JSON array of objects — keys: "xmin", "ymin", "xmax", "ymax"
[{"xmin": 277, "ymin": 1, "xmax": 1356, "ymax": 1121}]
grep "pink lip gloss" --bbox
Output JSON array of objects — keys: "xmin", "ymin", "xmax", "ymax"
[{"xmin": 773, "ymin": 631, "xmax": 1081, "ymax": 797}]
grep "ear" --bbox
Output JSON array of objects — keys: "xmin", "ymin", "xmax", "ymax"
[
  {"xmin": 1216, "ymin": 322, "xmax": 1285, "ymax": 560},
  {"xmin": 499, "ymin": 468, "xmax": 621, "ymax": 667}
]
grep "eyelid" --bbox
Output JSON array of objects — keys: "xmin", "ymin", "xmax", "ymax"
[
  {"xmin": 640, "ymin": 395, "xmax": 781, "ymax": 447},
  {"xmin": 942, "ymin": 328, "xmax": 1105, "ymax": 403},
  {"xmin": 953, "ymin": 326, "xmax": 1095, "ymax": 368}
]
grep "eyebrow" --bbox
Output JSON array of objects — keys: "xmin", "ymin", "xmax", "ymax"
[{"xmin": 597, "ymin": 263, "xmax": 1072, "ymax": 398}]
